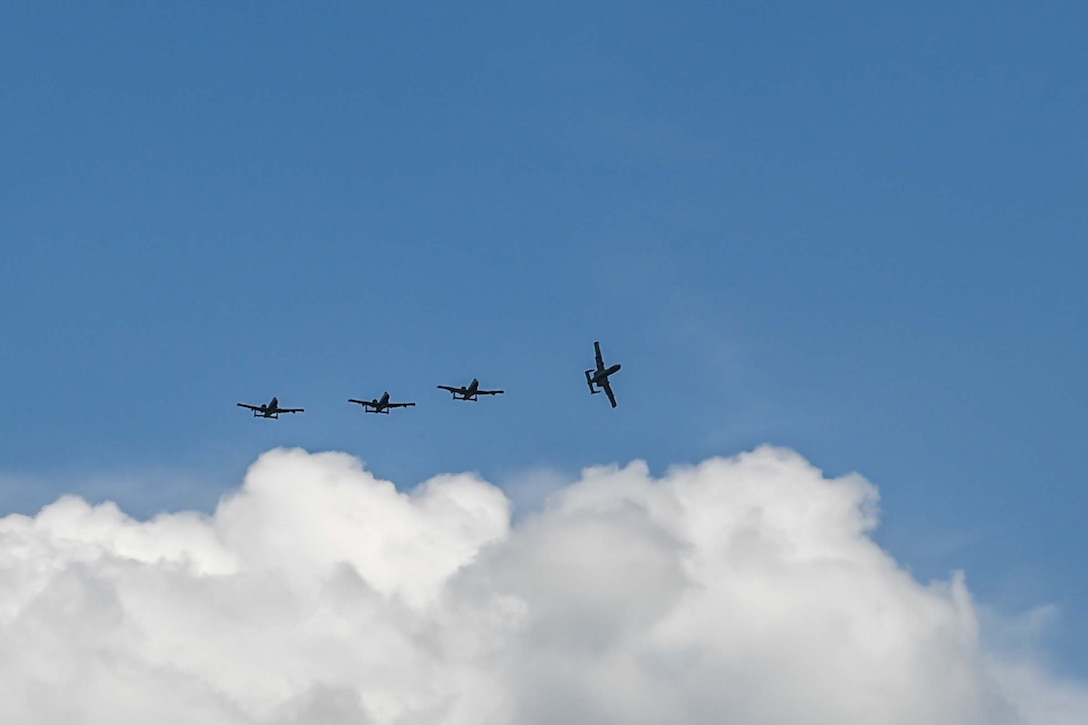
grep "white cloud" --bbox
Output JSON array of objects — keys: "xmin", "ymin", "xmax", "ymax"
[{"xmin": 0, "ymin": 446, "xmax": 1083, "ymax": 724}]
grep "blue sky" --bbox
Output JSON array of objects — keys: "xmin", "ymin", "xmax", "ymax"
[{"xmin": 2, "ymin": 2, "xmax": 1086, "ymax": 673}]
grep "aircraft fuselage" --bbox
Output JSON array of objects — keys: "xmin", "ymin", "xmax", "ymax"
[{"xmin": 591, "ymin": 363, "xmax": 621, "ymax": 385}]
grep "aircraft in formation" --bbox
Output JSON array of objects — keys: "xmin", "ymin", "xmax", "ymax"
[
  {"xmin": 236, "ymin": 397, "xmax": 304, "ymax": 419},
  {"xmin": 437, "ymin": 378, "xmax": 504, "ymax": 401},
  {"xmin": 238, "ymin": 342, "xmax": 622, "ymax": 418},
  {"xmin": 585, "ymin": 341, "xmax": 622, "ymax": 408},
  {"xmin": 348, "ymin": 392, "xmax": 416, "ymax": 414}
]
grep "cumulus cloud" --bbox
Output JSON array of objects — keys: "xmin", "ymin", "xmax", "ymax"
[{"xmin": 0, "ymin": 446, "xmax": 1083, "ymax": 724}]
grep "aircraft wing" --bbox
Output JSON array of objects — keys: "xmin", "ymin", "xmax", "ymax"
[
  {"xmin": 594, "ymin": 341, "xmax": 605, "ymax": 370},
  {"xmin": 478, "ymin": 389, "xmax": 504, "ymax": 395},
  {"xmin": 601, "ymin": 379, "xmax": 617, "ymax": 408},
  {"xmin": 348, "ymin": 399, "xmax": 369, "ymax": 406},
  {"xmin": 236, "ymin": 403, "xmax": 260, "ymax": 411},
  {"xmin": 279, "ymin": 408, "xmax": 304, "ymax": 414},
  {"xmin": 388, "ymin": 402, "xmax": 416, "ymax": 408},
  {"xmin": 436, "ymin": 385, "xmax": 459, "ymax": 393}
]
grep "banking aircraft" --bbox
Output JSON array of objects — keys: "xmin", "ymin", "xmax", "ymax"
[{"xmin": 585, "ymin": 341, "xmax": 622, "ymax": 408}]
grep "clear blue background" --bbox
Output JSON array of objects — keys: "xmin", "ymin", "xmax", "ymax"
[{"xmin": 2, "ymin": 2, "xmax": 1085, "ymax": 674}]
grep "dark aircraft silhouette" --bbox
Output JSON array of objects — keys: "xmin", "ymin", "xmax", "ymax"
[
  {"xmin": 348, "ymin": 392, "xmax": 416, "ymax": 414},
  {"xmin": 236, "ymin": 397, "xmax": 304, "ymax": 419},
  {"xmin": 437, "ymin": 378, "xmax": 504, "ymax": 401},
  {"xmin": 585, "ymin": 341, "xmax": 622, "ymax": 408}
]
